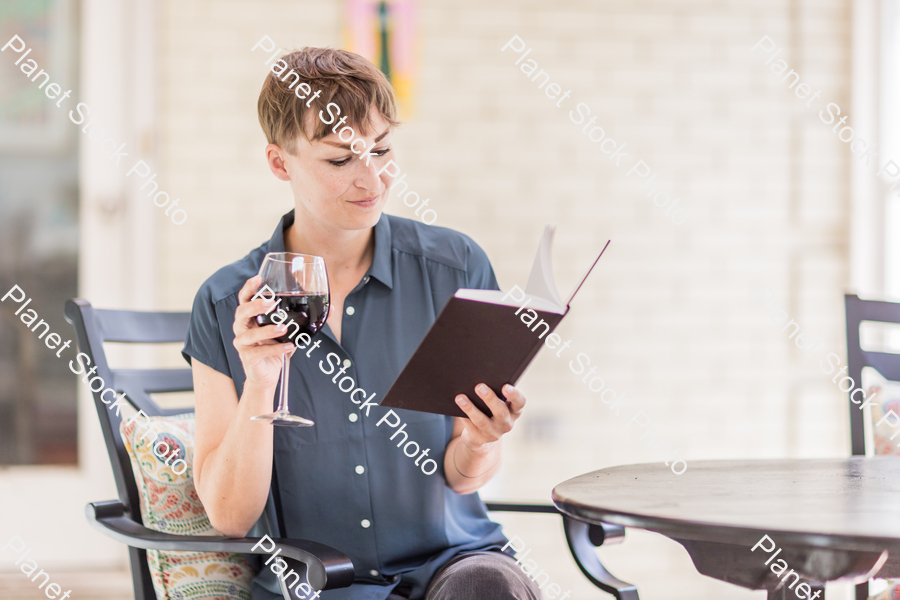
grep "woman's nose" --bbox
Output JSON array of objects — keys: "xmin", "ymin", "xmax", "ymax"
[{"xmin": 356, "ymin": 155, "xmax": 383, "ymax": 190}]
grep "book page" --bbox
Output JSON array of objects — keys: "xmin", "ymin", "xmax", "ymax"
[{"xmin": 524, "ymin": 223, "xmax": 565, "ymax": 310}]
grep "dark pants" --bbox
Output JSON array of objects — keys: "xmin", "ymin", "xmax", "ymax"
[{"xmin": 389, "ymin": 551, "xmax": 542, "ymax": 600}]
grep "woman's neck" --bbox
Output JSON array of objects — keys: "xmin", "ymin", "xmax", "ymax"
[{"xmin": 283, "ymin": 213, "xmax": 375, "ymax": 281}]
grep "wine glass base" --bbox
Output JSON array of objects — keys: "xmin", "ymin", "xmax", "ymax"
[{"xmin": 251, "ymin": 413, "xmax": 315, "ymax": 427}]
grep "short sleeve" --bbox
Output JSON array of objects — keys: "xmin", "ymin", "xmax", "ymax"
[
  {"xmin": 182, "ymin": 282, "xmax": 232, "ymax": 379},
  {"xmin": 465, "ymin": 239, "xmax": 500, "ymax": 292}
]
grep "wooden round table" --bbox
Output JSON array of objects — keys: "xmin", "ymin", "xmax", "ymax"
[{"xmin": 552, "ymin": 457, "xmax": 900, "ymax": 599}]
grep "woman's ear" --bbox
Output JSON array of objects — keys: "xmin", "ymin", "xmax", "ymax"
[{"xmin": 265, "ymin": 143, "xmax": 292, "ymax": 181}]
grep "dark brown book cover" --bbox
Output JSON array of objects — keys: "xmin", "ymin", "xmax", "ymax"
[
  {"xmin": 380, "ymin": 225, "xmax": 608, "ymax": 418},
  {"xmin": 380, "ymin": 298, "xmax": 566, "ymax": 418}
]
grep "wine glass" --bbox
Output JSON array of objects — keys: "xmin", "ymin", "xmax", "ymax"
[{"xmin": 251, "ymin": 252, "xmax": 330, "ymax": 426}]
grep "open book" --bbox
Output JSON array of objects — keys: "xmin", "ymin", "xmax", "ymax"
[{"xmin": 380, "ymin": 224, "xmax": 610, "ymax": 417}]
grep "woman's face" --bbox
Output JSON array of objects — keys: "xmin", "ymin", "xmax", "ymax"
[{"xmin": 268, "ymin": 111, "xmax": 396, "ymax": 233}]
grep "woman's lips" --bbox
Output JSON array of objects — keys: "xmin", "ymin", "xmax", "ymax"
[{"xmin": 349, "ymin": 195, "xmax": 379, "ymax": 208}]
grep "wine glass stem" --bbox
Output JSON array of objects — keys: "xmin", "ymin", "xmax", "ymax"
[{"xmin": 277, "ymin": 352, "xmax": 290, "ymax": 414}]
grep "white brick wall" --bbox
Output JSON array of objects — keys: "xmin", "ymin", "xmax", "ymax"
[{"xmin": 156, "ymin": 1, "xmax": 855, "ymax": 598}]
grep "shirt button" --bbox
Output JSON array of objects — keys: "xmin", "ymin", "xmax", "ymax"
[
  {"xmin": 363, "ymin": 276, "xmax": 370, "ymax": 283},
  {"xmin": 348, "ymin": 413, "xmax": 358, "ymax": 422},
  {"xmin": 369, "ymin": 569, "xmax": 379, "ymax": 577},
  {"xmin": 355, "ymin": 465, "xmax": 365, "ymax": 475},
  {"xmin": 346, "ymin": 306, "xmax": 355, "ymax": 315},
  {"xmin": 343, "ymin": 358, "xmax": 352, "ymax": 368},
  {"xmin": 361, "ymin": 519, "xmax": 371, "ymax": 528}
]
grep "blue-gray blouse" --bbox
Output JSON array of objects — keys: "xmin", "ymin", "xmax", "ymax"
[{"xmin": 182, "ymin": 210, "xmax": 509, "ymax": 599}]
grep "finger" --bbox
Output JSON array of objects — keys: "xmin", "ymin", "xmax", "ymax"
[
  {"xmin": 236, "ymin": 323, "xmax": 289, "ymax": 348},
  {"xmin": 502, "ymin": 384, "xmax": 526, "ymax": 416},
  {"xmin": 241, "ymin": 342, "xmax": 296, "ymax": 362},
  {"xmin": 474, "ymin": 384, "xmax": 510, "ymax": 421},
  {"xmin": 455, "ymin": 394, "xmax": 494, "ymax": 431},
  {"xmin": 237, "ymin": 275, "xmax": 265, "ymax": 305},
  {"xmin": 235, "ymin": 297, "xmax": 279, "ymax": 330}
]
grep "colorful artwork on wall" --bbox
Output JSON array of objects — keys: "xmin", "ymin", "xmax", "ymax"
[{"xmin": 342, "ymin": 0, "xmax": 418, "ymax": 120}]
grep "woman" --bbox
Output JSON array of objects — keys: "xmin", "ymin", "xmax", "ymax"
[{"xmin": 182, "ymin": 46, "xmax": 539, "ymax": 600}]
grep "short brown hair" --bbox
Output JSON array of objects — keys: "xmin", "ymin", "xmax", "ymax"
[{"xmin": 257, "ymin": 47, "xmax": 399, "ymax": 153}]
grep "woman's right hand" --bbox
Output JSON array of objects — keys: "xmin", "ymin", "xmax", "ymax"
[{"xmin": 233, "ymin": 275, "xmax": 296, "ymax": 389}]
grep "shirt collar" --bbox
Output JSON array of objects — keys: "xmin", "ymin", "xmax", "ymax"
[
  {"xmin": 267, "ymin": 210, "xmax": 291, "ymax": 253},
  {"xmin": 267, "ymin": 210, "xmax": 393, "ymax": 290}
]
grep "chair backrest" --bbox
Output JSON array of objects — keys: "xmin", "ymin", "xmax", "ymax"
[
  {"xmin": 65, "ymin": 299, "xmax": 193, "ymax": 600},
  {"xmin": 844, "ymin": 294, "xmax": 900, "ymax": 456}
]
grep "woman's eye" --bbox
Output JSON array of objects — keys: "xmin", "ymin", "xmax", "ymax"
[{"xmin": 327, "ymin": 147, "xmax": 390, "ymax": 167}]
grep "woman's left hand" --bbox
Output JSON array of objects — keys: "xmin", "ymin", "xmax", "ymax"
[{"xmin": 454, "ymin": 383, "xmax": 525, "ymax": 452}]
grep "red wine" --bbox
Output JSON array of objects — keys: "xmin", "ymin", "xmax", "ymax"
[{"xmin": 255, "ymin": 292, "xmax": 329, "ymax": 343}]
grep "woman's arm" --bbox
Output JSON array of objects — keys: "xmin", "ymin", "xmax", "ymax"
[
  {"xmin": 444, "ymin": 384, "xmax": 526, "ymax": 494},
  {"xmin": 192, "ymin": 275, "xmax": 297, "ymax": 537}
]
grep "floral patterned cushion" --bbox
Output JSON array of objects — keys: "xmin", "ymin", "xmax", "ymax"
[
  {"xmin": 864, "ymin": 376, "xmax": 900, "ymax": 600},
  {"xmin": 870, "ymin": 581, "xmax": 900, "ymax": 600},
  {"xmin": 867, "ymin": 383, "xmax": 900, "ymax": 457},
  {"xmin": 120, "ymin": 414, "xmax": 254, "ymax": 600}
]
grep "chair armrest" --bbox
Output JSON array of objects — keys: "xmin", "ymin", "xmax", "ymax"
[
  {"xmin": 86, "ymin": 501, "xmax": 354, "ymax": 591},
  {"xmin": 484, "ymin": 502, "xmax": 624, "ymax": 545},
  {"xmin": 484, "ymin": 502, "xmax": 559, "ymax": 514}
]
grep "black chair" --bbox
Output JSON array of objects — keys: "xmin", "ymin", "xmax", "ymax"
[
  {"xmin": 65, "ymin": 299, "xmax": 353, "ymax": 600},
  {"xmin": 66, "ymin": 298, "xmax": 637, "ymax": 600},
  {"xmin": 845, "ymin": 294, "xmax": 900, "ymax": 600}
]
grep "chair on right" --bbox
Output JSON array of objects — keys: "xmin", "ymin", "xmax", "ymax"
[{"xmin": 844, "ymin": 294, "xmax": 900, "ymax": 600}]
